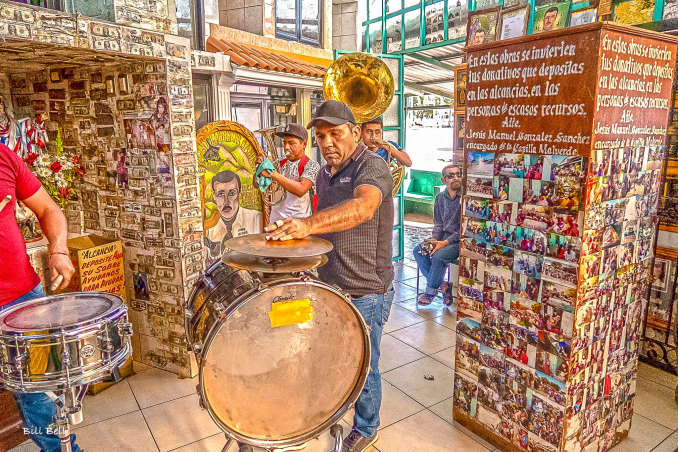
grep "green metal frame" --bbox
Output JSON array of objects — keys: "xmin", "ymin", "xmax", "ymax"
[
  {"xmin": 333, "ymin": 49, "xmax": 406, "ymax": 261},
  {"xmin": 363, "ymin": 0, "xmax": 668, "ymax": 54}
]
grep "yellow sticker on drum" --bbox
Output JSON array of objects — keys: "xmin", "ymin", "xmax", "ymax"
[{"xmin": 268, "ymin": 299, "xmax": 314, "ymax": 328}]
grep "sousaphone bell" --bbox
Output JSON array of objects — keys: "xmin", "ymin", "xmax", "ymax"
[{"xmin": 323, "ymin": 53, "xmax": 404, "ymax": 196}]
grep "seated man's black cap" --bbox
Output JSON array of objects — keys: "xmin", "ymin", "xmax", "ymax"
[{"xmin": 306, "ymin": 100, "xmax": 356, "ymax": 128}]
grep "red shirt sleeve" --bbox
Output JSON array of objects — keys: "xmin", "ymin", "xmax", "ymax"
[{"xmin": 9, "ymin": 148, "xmax": 42, "ymax": 200}]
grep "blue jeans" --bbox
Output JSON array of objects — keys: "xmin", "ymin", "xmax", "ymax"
[
  {"xmin": 351, "ymin": 287, "xmax": 394, "ymax": 438},
  {"xmin": 413, "ymin": 242, "xmax": 460, "ymax": 294},
  {"xmin": 3, "ymin": 284, "xmax": 81, "ymax": 452}
]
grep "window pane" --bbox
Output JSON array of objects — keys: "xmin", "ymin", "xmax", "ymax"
[
  {"xmin": 386, "ymin": 16, "xmax": 402, "ymax": 52},
  {"xmin": 386, "ymin": 0, "xmax": 401, "ymax": 13},
  {"xmin": 369, "ymin": 22, "xmax": 383, "ymax": 53},
  {"xmin": 447, "ymin": 0, "xmax": 468, "ymax": 40},
  {"xmin": 361, "ymin": 25, "xmax": 368, "ymax": 51},
  {"xmin": 369, "ymin": 0, "xmax": 383, "ymax": 20},
  {"xmin": 301, "ymin": 0, "xmax": 320, "ymax": 42},
  {"xmin": 193, "ymin": 82, "xmax": 210, "ymax": 132},
  {"xmin": 302, "ymin": 0, "xmax": 318, "ymax": 20},
  {"xmin": 276, "ymin": 0, "xmax": 297, "ymax": 35},
  {"xmin": 424, "ymin": 2, "xmax": 444, "ymax": 45},
  {"xmin": 404, "ymin": 9, "xmax": 420, "ymax": 49}
]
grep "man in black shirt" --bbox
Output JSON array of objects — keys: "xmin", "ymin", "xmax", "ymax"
[{"xmin": 266, "ymin": 100, "xmax": 394, "ymax": 452}]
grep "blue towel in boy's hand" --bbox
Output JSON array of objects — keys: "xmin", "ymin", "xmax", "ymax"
[{"xmin": 256, "ymin": 159, "xmax": 276, "ymax": 192}]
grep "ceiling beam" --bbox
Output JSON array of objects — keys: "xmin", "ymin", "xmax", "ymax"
[
  {"xmin": 407, "ymin": 53, "xmax": 457, "ymax": 73},
  {"xmin": 417, "ymin": 76, "xmax": 456, "ymax": 86},
  {"xmin": 404, "ymin": 82, "xmax": 454, "ymax": 99}
]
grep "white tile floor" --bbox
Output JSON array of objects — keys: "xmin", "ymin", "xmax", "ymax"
[{"xmin": 9, "ymin": 259, "xmax": 678, "ymax": 452}]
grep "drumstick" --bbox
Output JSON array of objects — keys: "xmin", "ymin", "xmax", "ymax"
[{"xmin": 51, "ymin": 274, "xmax": 64, "ymax": 292}]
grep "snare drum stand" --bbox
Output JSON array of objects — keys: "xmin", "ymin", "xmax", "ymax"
[{"xmin": 46, "ymin": 385, "xmax": 88, "ymax": 452}]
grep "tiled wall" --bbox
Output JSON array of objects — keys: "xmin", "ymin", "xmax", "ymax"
[
  {"xmin": 218, "ymin": 0, "xmax": 264, "ymax": 36},
  {"xmin": 332, "ymin": 0, "xmax": 357, "ymax": 51}
]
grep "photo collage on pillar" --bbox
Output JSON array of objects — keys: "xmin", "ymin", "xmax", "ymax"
[{"xmin": 455, "ymin": 147, "xmax": 661, "ymax": 452}]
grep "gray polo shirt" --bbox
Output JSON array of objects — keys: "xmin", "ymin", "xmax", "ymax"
[{"xmin": 316, "ymin": 144, "xmax": 394, "ymax": 298}]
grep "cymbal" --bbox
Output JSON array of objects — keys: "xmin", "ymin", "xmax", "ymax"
[
  {"xmin": 224, "ymin": 233, "xmax": 333, "ymax": 258},
  {"xmin": 222, "ymin": 251, "xmax": 328, "ymax": 273}
]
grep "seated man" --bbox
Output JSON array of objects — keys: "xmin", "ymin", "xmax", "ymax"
[
  {"xmin": 413, "ymin": 164, "xmax": 462, "ymax": 306},
  {"xmin": 258, "ymin": 123, "xmax": 320, "ymax": 223},
  {"xmin": 361, "ymin": 117, "xmax": 412, "ymax": 167}
]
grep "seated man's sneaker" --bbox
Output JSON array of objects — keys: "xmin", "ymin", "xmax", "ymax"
[{"xmin": 342, "ymin": 429, "xmax": 378, "ymax": 452}]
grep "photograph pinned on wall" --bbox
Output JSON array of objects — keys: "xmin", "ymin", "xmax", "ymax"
[
  {"xmin": 505, "ymin": 357, "xmax": 536, "ymax": 388},
  {"xmin": 485, "ymin": 221, "xmax": 513, "ymax": 246},
  {"xmin": 133, "ymin": 273, "xmax": 150, "ymax": 301},
  {"xmin": 613, "ymin": 0, "xmax": 654, "ymax": 25},
  {"xmin": 457, "ymin": 335, "xmax": 481, "ymax": 378},
  {"xmin": 552, "ymin": 176, "xmax": 580, "ymax": 211},
  {"xmin": 448, "ymin": 0, "xmax": 470, "ymax": 40},
  {"xmin": 454, "ymin": 65, "xmax": 467, "ymax": 110},
  {"xmin": 468, "ymin": 152, "xmax": 495, "ymax": 176},
  {"xmin": 523, "ymin": 180, "xmax": 555, "ymax": 206},
  {"xmin": 540, "ymin": 304, "xmax": 573, "ymax": 338},
  {"xmin": 626, "ymin": 171, "xmax": 646, "ymax": 197},
  {"xmin": 534, "ymin": 368, "xmax": 567, "ymax": 406},
  {"xmin": 546, "ymin": 233, "xmax": 580, "ymax": 262},
  {"xmin": 509, "ymin": 178, "xmax": 527, "ymax": 203},
  {"xmin": 589, "ymin": 149, "xmax": 610, "ymax": 177},
  {"xmin": 532, "ymin": 1, "xmax": 571, "ymax": 34},
  {"xmin": 602, "ymin": 224, "xmax": 622, "ymax": 250},
  {"xmin": 483, "ymin": 288, "xmax": 510, "ymax": 311},
  {"xmin": 466, "ymin": 7, "xmax": 501, "ymax": 46},
  {"xmin": 465, "ymin": 196, "xmax": 491, "ymax": 220},
  {"xmin": 485, "ymin": 266, "xmax": 513, "ymax": 292},
  {"xmin": 534, "ymin": 348, "xmax": 569, "ymax": 384},
  {"xmin": 548, "ymin": 155, "xmax": 586, "ymax": 180},
  {"xmin": 512, "ymin": 273, "xmax": 542, "ymax": 302},
  {"xmin": 516, "ymin": 203, "xmax": 551, "ymax": 232},
  {"xmin": 467, "ymin": 175, "xmax": 494, "ymax": 198},
  {"xmin": 584, "ymin": 202, "xmax": 605, "ymax": 231},
  {"xmin": 460, "ymin": 255, "xmax": 486, "ymax": 282},
  {"xmin": 579, "ymin": 253, "xmax": 601, "ymax": 281},
  {"xmin": 486, "ymin": 244, "xmax": 514, "ymax": 267},
  {"xmin": 513, "ymin": 227, "xmax": 546, "ymax": 255},
  {"xmin": 494, "ymin": 175, "xmax": 510, "ymax": 200},
  {"xmin": 513, "ymin": 250, "xmax": 544, "ymax": 279},
  {"xmin": 604, "ymin": 198, "xmax": 628, "ymax": 226},
  {"xmin": 495, "ymin": 153, "xmax": 526, "ymax": 178},
  {"xmin": 541, "ymin": 258, "xmax": 578, "ymax": 287},
  {"xmin": 541, "ymin": 280, "xmax": 575, "ymax": 312},
  {"xmin": 488, "ymin": 200, "xmax": 514, "ymax": 224},
  {"xmin": 454, "ymin": 372, "xmax": 479, "ymax": 417},
  {"xmin": 498, "ymin": 5, "xmax": 530, "ymax": 40},
  {"xmin": 458, "ymin": 317, "xmax": 483, "ymax": 342},
  {"xmin": 425, "ymin": 1, "xmax": 445, "ymax": 45},
  {"xmin": 478, "ymin": 367, "xmax": 505, "ymax": 410},
  {"xmin": 455, "ymin": 112, "xmax": 466, "ymax": 151},
  {"xmin": 617, "ymin": 242, "xmax": 636, "ymax": 269},
  {"xmin": 581, "ymin": 229, "xmax": 602, "ymax": 256},
  {"xmin": 569, "ymin": 7, "xmax": 598, "ymax": 27},
  {"xmin": 483, "ymin": 307, "xmax": 510, "ymax": 335},
  {"xmin": 549, "ymin": 211, "xmax": 582, "ymax": 237},
  {"xmin": 458, "ymin": 296, "xmax": 485, "ymax": 323},
  {"xmin": 462, "ymin": 217, "xmax": 488, "ymax": 241},
  {"xmin": 480, "ymin": 343, "xmax": 506, "ymax": 372},
  {"xmin": 461, "ymin": 238, "xmax": 488, "ymax": 261}
]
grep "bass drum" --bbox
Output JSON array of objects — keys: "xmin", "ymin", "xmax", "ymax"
[{"xmin": 185, "ymin": 261, "xmax": 370, "ymax": 449}]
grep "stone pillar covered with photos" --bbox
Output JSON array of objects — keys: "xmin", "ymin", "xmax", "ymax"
[
  {"xmin": 453, "ymin": 22, "xmax": 678, "ymax": 452},
  {"xmin": 0, "ymin": 2, "xmax": 203, "ymax": 377}
]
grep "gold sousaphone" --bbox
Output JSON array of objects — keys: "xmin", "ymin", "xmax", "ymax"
[{"xmin": 324, "ymin": 52, "xmax": 404, "ymax": 197}]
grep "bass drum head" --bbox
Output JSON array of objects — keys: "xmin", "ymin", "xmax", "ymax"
[{"xmin": 201, "ymin": 281, "xmax": 368, "ymax": 445}]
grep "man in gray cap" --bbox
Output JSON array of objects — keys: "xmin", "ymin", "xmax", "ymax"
[
  {"xmin": 259, "ymin": 123, "xmax": 320, "ymax": 223},
  {"xmin": 266, "ymin": 100, "xmax": 394, "ymax": 452}
]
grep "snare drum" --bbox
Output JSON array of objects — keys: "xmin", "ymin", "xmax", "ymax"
[
  {"xmin": 0, "ymin": 292, "xmax": 132, "ymax": 392},
  {"xmin": 185, "ymin": 261, "xmax": 370, "ymax": 449}
]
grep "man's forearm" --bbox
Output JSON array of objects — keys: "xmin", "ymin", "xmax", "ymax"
[
  {"xmin": 303, "ymin": 198, "xmax": 374, "ymax": 235},
  {"xmin": 39, "ymin": 206, "xmax": 69, "ymax": 253},
  {"xmin": 390, "ymin": 148, "xmax": 412, "ymax": 167},
  {"xmin": 272, "ymin": 172, "xmax": 311, "ymax": 197}
]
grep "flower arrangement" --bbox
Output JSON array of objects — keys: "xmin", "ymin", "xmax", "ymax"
[{"xmin": 24, "ymin": 129, "xmax": 85, "ymax": 209}]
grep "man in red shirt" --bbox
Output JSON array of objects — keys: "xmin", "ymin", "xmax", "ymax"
[{"xmin": 0, "ymin": 143, "xmax": 79, "ymax": 451}]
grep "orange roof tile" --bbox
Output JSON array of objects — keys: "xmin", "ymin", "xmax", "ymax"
[{"xmin": 206, "ymin": 37, "xmax": 327, "ymax": 79}]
